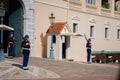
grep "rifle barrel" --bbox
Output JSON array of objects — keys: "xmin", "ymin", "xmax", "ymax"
[{"xmin": 84, "ymin": 34, "xmax": 88, "ymax": 42}]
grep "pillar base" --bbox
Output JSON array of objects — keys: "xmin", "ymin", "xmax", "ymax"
[{"xmin": 0, "ymin": 49, "xmax": 4, "ymax": 62}]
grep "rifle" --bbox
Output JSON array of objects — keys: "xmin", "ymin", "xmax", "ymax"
[{"xmin": 84, "ymin": 33, "xmax": 88, "ymax": 42}]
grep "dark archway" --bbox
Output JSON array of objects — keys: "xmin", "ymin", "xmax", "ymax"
[{"xmin": 0, "ymin": 0, "xmax": 24, "ymax": 57}]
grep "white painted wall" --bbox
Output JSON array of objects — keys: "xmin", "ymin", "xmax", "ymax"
[{"xmin": 34, "ymin": 0, "xmax": 120, "ymax": 62}]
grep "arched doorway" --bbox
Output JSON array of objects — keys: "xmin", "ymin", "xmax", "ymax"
[{"xmin": 0, "ymin": 0, "xmax": 24, "ymax": 57}]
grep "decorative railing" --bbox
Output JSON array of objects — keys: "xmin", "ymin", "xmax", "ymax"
[
  {"xmin": 63, "ymin": 0, "xmax": 81, "ymax": 5},
  {"xmin": 70, "ymin": 0, "xmax": 81, "ymax": 3}
]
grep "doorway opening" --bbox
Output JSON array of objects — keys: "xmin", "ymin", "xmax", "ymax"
[
  {"xmin": 0, "ymin": 0, "xmax": 24, "ymax": 57},
  {"xmin": 62, "ymin": 36, "xmax": 70, "ymax": 59}
]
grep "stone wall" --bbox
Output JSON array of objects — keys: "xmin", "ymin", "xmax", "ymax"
[{"xmin": 22, "ymin": 0, "xmax": 35, "ymax": 55}]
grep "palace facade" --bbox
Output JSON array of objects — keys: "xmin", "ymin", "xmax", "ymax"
[{"xmin": 1, "ymin": 0, "xmax": 120, "ymax": 62}]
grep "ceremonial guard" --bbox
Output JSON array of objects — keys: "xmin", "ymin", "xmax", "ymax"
[
  {"xmin": 86, "ymin": 38, "xmax": 91, "ymax": 64},
  {"xmin": 8, "ymin": 31, "xmax": 14, "ymax": 58},
  {"xmin": 21, "ymin": 35, "xmax": 30, "ymax": 70}
]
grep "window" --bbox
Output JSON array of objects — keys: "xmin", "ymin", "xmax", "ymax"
[
  {"xmin": 86, "ymin": 0, "xmax": 95, "ymax": 5},
  {"xmin": 52, "ymin": 35, "xmax": 56, "ymax": 43},
  {"xmin": 72, "ymin": 16, "xmax": 80, "ymax": 33},
  {"xmin": 105, "ymin": 27, "xmax": 109, "ymax": 39},
  {"xmin": 90, "ymin": 25, "xmax": 94, "ymax": 38},
  {"xmin": 89, "ymin": 19, "xmax": 96, "ymax": 38},
  {"xmin": 73, "ymin": 23, "xmax": 78, "ymax": 33},
  {"xmin": 117, "ymin": 29, "xmax": 120, "ymax": 39},
  {"xmin": 102, "ymin": 0, "xmax": 110, "ymax": 9}
]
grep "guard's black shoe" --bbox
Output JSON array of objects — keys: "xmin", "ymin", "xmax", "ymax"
[
  {"xmin": 23, "ymin": 67, "xmax": 29, "ymax": 70},
  {"xmin": 23, "ymin": 68, "xmax": 29, "ymax": 70}
]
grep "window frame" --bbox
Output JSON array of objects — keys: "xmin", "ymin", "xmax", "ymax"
[
  {"xmin": 72, "ymin": 16, "xmax": 80, "ymax": 33},
  {"xmin": 105, "ymin": 27, "xmax": 109, "ymax": 39},
  {"xmin": 90, "ymin": 25, "xmax": 95, "ymax": 38},
  {"xmin": 86, "ymin": 0, "xmax": 96, "ymax": 5},
  {"xmin": 89, "ymin": 19, "xmax": 96, "ymax": 38},
  {"xmin": 117, "ymin": 26, "xmax": 120, "ymax": 40},
  {"xmin": 117, "ymin": 29, "xmax": 120, "ymax": 39},
  {"xmin": 104, "ymin": 25, "xmax": 110, "ymax": 39},
  {"xmin": 73, "ymin": 23, "xmax": 78, "ymax": 33}
]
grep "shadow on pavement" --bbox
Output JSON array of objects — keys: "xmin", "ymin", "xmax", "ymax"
[
  {"xmin": 12, "ymin": 63, "xmax": 23, "ymax": 69},
  {"xmin": 117, "ymin": 64, "xmax": 120, "ymax": 80}
]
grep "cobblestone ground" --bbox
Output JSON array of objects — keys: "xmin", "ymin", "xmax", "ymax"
[{"xmin": 1, "ymin": 57, "xmax": 119, "ymax": 80}]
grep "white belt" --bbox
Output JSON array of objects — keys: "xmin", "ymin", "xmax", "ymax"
[
  {"xmin": 9, "ymin": 42, "xmax": 13, "ymax": 44},
  {"xmin": 22, "ymin": 48, "xmax": 30, "ymax": 50},
  {"xmin": 87, "ymin": 47, "xmax": 91, "ymax": 49}
]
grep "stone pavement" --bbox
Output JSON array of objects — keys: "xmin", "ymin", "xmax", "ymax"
[
  {"xmin": 0, "ymin": 57, "xmax": 119, "ymax": 80},
  {"xmin": 0, "ymin": 60, "xmax": 60, "ymax": 80}
]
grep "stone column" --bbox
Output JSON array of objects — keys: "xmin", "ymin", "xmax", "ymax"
[
  {"xmin": 66, "ymin": 36, "xmax": 70, "ymax": 59},
  {"xmin": 82, "ymin": 0, "xmax": 86, "ymax": 11},
  {"xmin": 110, "ymin": 0, "xmax": 115, "ymax": 16},
  {"xmin": 58, "ymin": 35, "xmax": 62, "ymax": 60},
  {"xmin": 96, "ymin": 0, "xmax": 101, "ymax": 14},
  {"xmin": 23, "ymin": 0, "xmax": 35, "ymax": 56}
]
